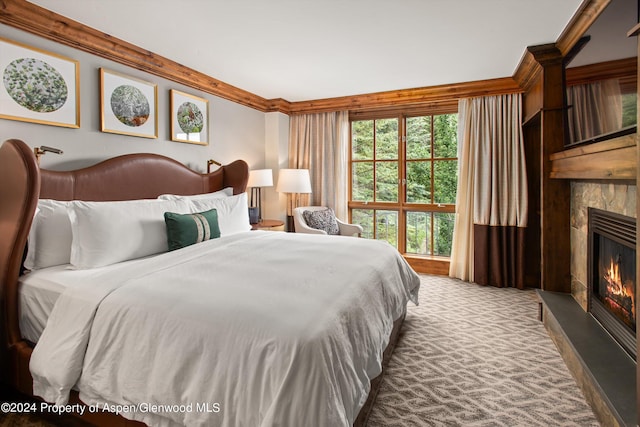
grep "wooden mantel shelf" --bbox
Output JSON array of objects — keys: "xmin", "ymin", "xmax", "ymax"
[{"xmin": 549, "ymin": 134, "xmax": 637, "ymax": 180}]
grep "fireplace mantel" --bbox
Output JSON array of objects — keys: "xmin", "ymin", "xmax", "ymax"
[{"xmin": 550, "ymin": 134, "xmax": 637, "ymax": 180}]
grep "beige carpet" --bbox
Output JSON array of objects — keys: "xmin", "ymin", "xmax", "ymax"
[{"xmin": 366, "ymin": 274, "xmax": 600, "ymax": 427}]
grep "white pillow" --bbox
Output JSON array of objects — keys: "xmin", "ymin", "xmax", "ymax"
[
  {"xmin": 67, "ymin": 198, "xmax": 192, "ymax": 269},
  {"xmin": 157, "ymin": 187, "xmax": 233, "ymax": 201},
  {"xmin": 25, "ymin": 200, "xmax": 73, "ymax": 270},
  {"xmin": 189, "ymin": 192, "xmax": 251, "ymax": 236}
]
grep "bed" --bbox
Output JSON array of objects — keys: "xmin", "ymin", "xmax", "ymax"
[{"xmin": 0, "ymin": 138, "xmax": 420, "ymax": 427}]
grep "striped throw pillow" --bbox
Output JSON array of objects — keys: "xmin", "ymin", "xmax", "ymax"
[{"xmin": 164, "ymin": 208, "xmax": 221, "ymax": 251}]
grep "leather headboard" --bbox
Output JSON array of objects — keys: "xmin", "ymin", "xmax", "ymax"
[{"xmin": 39, "ymin": 153, "xmax": 248, "ymax": 201}]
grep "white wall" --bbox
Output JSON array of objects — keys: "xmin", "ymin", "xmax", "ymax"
[{"xmin": 0, "ymin": 24, "xmax": 265, "ymax": 172}]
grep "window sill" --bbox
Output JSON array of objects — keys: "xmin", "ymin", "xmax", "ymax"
[{"xmin": 403, "ymin": 254, "xmax": 450, "ymax": 275}]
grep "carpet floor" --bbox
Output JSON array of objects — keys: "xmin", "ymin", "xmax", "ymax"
[
  {"xmin": 1, "ymin": 274, "xmax": 600, "ymax": 426},
  {"xmin": 366, "ymin": 274, "xmax": 600, "ymax": 427}
]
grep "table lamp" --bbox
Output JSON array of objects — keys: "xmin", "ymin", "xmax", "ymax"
[
  {"xmin": 276, "ymin": 169, "xmax": 312, "ymax": 231},
  {"xmin": 247, "ymin": 169, "xmax": 273, "ymax": 224}
]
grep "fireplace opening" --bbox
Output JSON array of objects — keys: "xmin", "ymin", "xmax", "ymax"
[{"xmin": 588, "ymin": 208, "xmax": 636, "ymax": 360}]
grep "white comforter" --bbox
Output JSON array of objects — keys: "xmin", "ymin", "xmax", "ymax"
[{"xmin": 30, "ymin": 231, "xmax": 420, "ymax": 427}]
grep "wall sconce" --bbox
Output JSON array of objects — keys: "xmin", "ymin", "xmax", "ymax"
[
  {"xmin": 33, "ymin": 146, "xmax": 63, "ymax": 165},
  {"xmin": 276, "ymin": 169, "xmax": 312, "ymax": 231},
  {"xmin": 247, "ymin": 169, "xmax": 273, "ymax": 224},
  {"xmin": 206, "ymin": 159, "xmax": 222, "ymax": 173}
]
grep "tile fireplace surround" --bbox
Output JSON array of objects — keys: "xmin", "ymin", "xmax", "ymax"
[
  {"xmin": 540, "ymin": 181, "xmax": 637, "ymax": 426},
  {"xmin": 571, "ymin": 182, "xmax": 637, "ymax": 310}
]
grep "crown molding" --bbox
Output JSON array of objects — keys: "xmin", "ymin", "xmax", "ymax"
[
  {"xmin": 513, "ymin": 0, "xmax": 611, "ymax": 91},
  {"xmin": 5, "ymin": 0, "xmax": 601, "ymax": 116},
  {"xmin": 286, "ymin": 77, "xmax": 522, "ymax": 115},
  {"xmin": 555, "ymin": 0, "xmax": 610, "ymax": 57},
  {"xmin": 0, "ymin": 0, "xmax": 273, "ymax": 112}
]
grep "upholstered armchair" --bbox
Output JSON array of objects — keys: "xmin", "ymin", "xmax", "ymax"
[{"xmin": 293, "ymin": 206, "xmax": 363, "ymax": 236}]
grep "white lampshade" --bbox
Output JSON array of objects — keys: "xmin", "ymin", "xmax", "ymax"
[
  {"xmin": 276, "ymin": 169, "xmax": 312, "ymax": 194},
  {"xmin": 247, "ymin": 169, "xmax": 273, "ymax": 188}
]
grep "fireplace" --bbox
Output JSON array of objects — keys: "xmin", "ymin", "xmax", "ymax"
[{"xmin": 588, "ymin": 208, "xmax": 637, "ymax": 359}]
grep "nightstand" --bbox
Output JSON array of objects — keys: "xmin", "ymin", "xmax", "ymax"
[{"xmin": 251, "ymin": 219, "xmax": 285, "ymax": 231}]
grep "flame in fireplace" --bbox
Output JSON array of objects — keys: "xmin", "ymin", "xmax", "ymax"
[{"xmin": 603, "ymin": 256, "xmax": 635, "ymax": 320}]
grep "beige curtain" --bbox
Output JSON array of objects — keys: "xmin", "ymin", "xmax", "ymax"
[
  {"xmin": 288, "ymin": 111, "xmax": 349, "ymax": 220},
  {"xmin": 449, "ymin": 93, "xmax": 528, "ymax": 288},
  {"xmin": 566, "ymin": 78, "xmax": 622, "ymax": 143}
]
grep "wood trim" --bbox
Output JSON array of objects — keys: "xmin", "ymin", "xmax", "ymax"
[
  {"xmin": 514, "ymin": 50, "xmax": 543, "ymax": 91},
  {"xmin": 555, "ymin": 0, "xmax": 611, "ymax": 57},
  {"xmin": 349, "ymin": 99, "xmax": 459, "ymax": 120},
  {"xmin": 404, "ymin": 255, "xmax": 450, "ymax": 276},
  {"xmin": 514, "ymin": 0, "xmax": 610, "ymax": 91},
  {"xmin": 287, "ymin": 78, "xmax": 522, "ymax": 115},
  {"xmin": 549, "ymin": 133, "xmax": 637, "ymax": 179},
  {"xmin": 514, "ymin": 44, "xmax": 561, "ymax": 91},
  {"xmin": 0, "ymin": 0, "xmax": 610, "ymax": 116},
  {"xmin": 628, "ymin": 22, "xmax": 640, "ymax": 37},
  {"xmin": 0, "ymin": 0, "xmax": 522, "ymax": 116},
  {"xmin": 566, "ymin": 57, "xmax": 637, "ymax": 88},
  {"xmin": 0, "ymin": 0, "xmax": 273, "ymax": 112}
]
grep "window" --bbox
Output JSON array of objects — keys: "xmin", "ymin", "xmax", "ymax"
[{"xmin": 350, "ymin": 112, "xmax": 458, "ymax": 257}]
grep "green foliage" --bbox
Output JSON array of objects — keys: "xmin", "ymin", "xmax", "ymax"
[
  {"xmin": 352, "ymin": 162, "xmax": 373, "ymax": 201},
  {"xmin": 434, "ymin": 213, "xmax": 455, "ymax": 256},
  {"xmin": 376, "ymin": 210, "xmax": 398, "ymax": 247},
  {"xmin": 407, "ymin": 116, "xmax": 431, "ymax": 159},
  {"xmin": 352, "ymin": 120, "xmax": 373, "ymax": 160},
  {"xmin": 375, "ymin": 119, "xmax": 398, "ymax": 160},
  {"xmin": 407, "ymin": 161, "xmax": 431, "ymax": 203},
  {"xmin": 352, "ymin": 209, "xmax": 374, "ymax": 239},
  {"xmin": 434, "ymin": 160, "xmax": 457, "ymax": 204},
  {"xmin": 404, "ymin": 212, "xmax": 454, "ymax": 256},
  {"xmin": 406, "ymin": 211, "xmax": 429, "ymax": 254},
  {"xmin": 351, "ymin": 113, "xmax": 458, "ymax": 255},
  {"xmin": 3, "ymin": 57, "xmax": 68, "ymax": 113},
  {"xmin": 434, "ymin": 114, "xmax": 458, "ymax": 158},
  {"xmin": 376, "ymin": 161, "xmax": 398, "ymax": 202},
  {"xmin": 622, "ymin": 93, "xmax": 637, "ymax": 128}
]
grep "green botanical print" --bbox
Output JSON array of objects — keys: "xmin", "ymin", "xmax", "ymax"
[
  {"xmin": 3, "ymin": 57, "xmax": 68, "ymax": 113},
  {"xmin": 110, "ymin": 85, "xmax": 150, "ymax": 127},
  {"xmin": 177, "ymin": 102, "xmax": 204, "ymax": 134}
]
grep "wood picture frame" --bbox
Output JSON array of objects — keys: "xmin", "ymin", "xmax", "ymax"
[
  {"xmin": 170, "ymin": 89, "xmax": 209, "ymax": 145},
  {"xmin": 100, "ymin": 68, "xmax": 158, "ymax": 139},
  {"xmin": 0, "ymin": 36, "xmax": 80, "ymax": 128}
]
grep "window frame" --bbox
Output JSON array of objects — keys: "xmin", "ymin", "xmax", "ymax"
[{"xmin": 348, "ymin": 104, "xmax": 458, "ymax": 257}]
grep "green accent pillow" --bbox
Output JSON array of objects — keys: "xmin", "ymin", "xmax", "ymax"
[{"xmin": 164, "ymin": 209, "xmax": 221, "ymax": 251}]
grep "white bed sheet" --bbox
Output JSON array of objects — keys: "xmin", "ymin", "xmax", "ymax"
[
  {"xmin": 19, "ymin": 265, "xmax": 69, "ymax": 344},
  {"xmin": 18, "ymin": 256, "xmax": 160, "ymax": 344},
  {"xmin": 29, "ymin": 231, "xmax": 420, "ymax": 427}
]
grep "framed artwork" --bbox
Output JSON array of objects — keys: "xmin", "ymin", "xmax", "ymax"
[
  {"xmin": 100, "ymin": 68, "xmax": 158, "ymax": 139},
  {"xmin": 170, "ymin": 89, "xmax": 209, "ymax": 145},
  {"xmin": 0, "ymin": 37, "xmax": 80, "ymax": 128}
]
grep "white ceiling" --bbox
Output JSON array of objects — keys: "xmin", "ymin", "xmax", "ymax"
[
  {"xmin": 30, "ymin": 0, "xmax": 586, "ymax": 102},
  {"xmin": 568, "ymin": 0, "xmax": 637, "ymax": 67}
]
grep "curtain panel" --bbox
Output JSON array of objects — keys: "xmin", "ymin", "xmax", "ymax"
[
  {"xmin": 288, "ymin": 111, "xmax": 349, "ymax": 220},
  {"xmin": 449, "ymin": 93, "xmax": 528, "ymax": 288},
  {"xmin": 566, "ymin": 78, "xmax": 622, "ymax": 143}
]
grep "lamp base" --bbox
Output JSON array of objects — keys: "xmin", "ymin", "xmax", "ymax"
[{"xmin": 248, "ymin": 207, "xmax": 259, "ymax": 224}]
